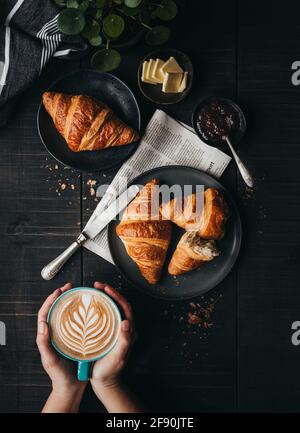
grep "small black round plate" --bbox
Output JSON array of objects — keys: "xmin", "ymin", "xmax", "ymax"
[
  {"xmin": 138, "ymin": 49, "xmax": 193, "ymax": 105},
  {"xmin": 37, "ymin": 70, "xmax": 141, "ymax": 172},
  {"xmin": 108, "ymin": 166, "xmax": 242, "ymax": 300},
  {"xmin": 192, "ymin": 96, "xmax": 246, "ymax": 146}
]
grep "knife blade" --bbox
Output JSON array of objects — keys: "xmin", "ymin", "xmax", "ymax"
[
  {"xmin": 41, "ymin": 184, "xmax": 141, "ymax": 280},
  {"xmin": 82, "ymin": 184, "xmax": 141, "ymax": 240}
]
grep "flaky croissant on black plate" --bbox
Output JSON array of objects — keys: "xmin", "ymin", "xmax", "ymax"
[
  {"xmin": 162, "ymin": 188, "xmax": 228, "ymax": 276},
  {"xmin": 116, "ymin": 179, "xmax": 172, "ymax": 284},
  {"xmin": 42, "ymin": 92, "xmax": 139, "ymax": 152}
]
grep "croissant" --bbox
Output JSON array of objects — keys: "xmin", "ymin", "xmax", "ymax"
[
  {"xmin": 198, "ymin": 188, "xmax": 229, "ymax": 239},
  {"xmin": 161, "ymin": 192, "xmax": 203, "ymax": 231},
  {"xmin": 116, "ymin": 179, "xmax": 172, "ymax": 284},
  {"xmin": 168, "ymin": 232, "xmax": 219, "ymax": 276},
  {"xmin": 42, "ymin": 92, "xmax": 139, "ymax": 152},
  {"xmin": 161, "ymin": 188, "xmax": 228, "ymax": 240}
]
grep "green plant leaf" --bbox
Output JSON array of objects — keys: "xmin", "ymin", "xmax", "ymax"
[
  {"xmin": 89, "ymin": 35, "xmax": 102, "ymax": 46},
  {"xmin": 78, "ymin": 0, "xmax": 90, "ymax": 12},
  {"xmin": 67, "ymin": 0, "xmax": 79, "ymax": 7},
  {"xmin": 94, "ymin": 0, "xmax": 106, "ymax": 7},
  {"xmin": 124, "ymin": 0, "xmax": 142, "ymax": 7},
  {"xmin": 81, "ymin": 18, "xmax": 100, "ymax": 38},
  {"xmin": 145, "ymin": 25, "xmax": 170, "ymax": 45},
  {"xmin": 58, "ymin": 8, "xmax": 86, "ymax": 35},
  {"xmin": 54, "ymin": 0, "xmax": 67, "ymax": 6},
  {"xmin": 91, "ymin": 48, "xmax": 121, "ymax": 71},
  {"xmin": 113, "ymin": 0, "xmax": 123, "ymax": 4},
  {"xmin": 103, "ymin": 14, "xmax": 125, "ymax": 39},
  {"xmin": 95, "ymin": 8, "xmax": 103, "ymax": 19},
  {"xmin": 122, "ymin": 4, "xmax": 141, "ymax": 16},
  {"xmin": 155, "ymin": 0, "xmax": 177, "ymax": 21}
]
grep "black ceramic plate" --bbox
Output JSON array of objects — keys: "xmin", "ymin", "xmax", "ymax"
[
  {"xmin": 108, "ymin": 166, "xmax": 242, "ymax": 300},
  {"xmin": 138, "ymin": 49, "xmax": 193, "ymax": 105},
  {"xmin": 37, "ymin": 70, "xmax": 141, "ymax": 172}
]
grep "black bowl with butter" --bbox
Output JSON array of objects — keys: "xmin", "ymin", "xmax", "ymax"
[{"xmin": 138, "ymin": 49, "xmax": 193, "ymax": 105}]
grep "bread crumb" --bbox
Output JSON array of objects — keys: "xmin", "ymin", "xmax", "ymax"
[{"xmin": 87, "ymin": 179, "xmax": 97, "ymax": 186}]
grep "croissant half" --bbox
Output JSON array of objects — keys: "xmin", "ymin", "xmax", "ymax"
[
  {"xmin": 116, "ymin": 179, "xmax": 172, "ymax": 284},
  {"xmin": 161, "ymin": 192, "xmax": 203, "ymax": 231},
  {"xmin": 42, "ymin": 92, "xmax": 139, "ymax": 152},
  {"xmin": 199, "ymin": 188, "xmax": 229, "ymax": 239},
  {"xmin": 168, "ymin": 232, "xmax": 219, "ymax": 276},
  {"xmin": 161, "ymin": 188, "xmax": 228, "ymax": 240}
]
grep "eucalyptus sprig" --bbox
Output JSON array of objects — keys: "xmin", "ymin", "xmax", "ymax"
[{"xmin": 55, "ymin": 0, "xmax": 178, "ymax": 71}]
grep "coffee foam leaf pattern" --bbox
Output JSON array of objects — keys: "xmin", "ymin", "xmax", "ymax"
[{"xmin": 55, "ymin": 293, "xmax": 116, "ymax": 359}]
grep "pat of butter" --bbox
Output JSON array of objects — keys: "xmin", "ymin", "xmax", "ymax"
[
  {"xmin": 152, "ymin": 58, "xmax": 165, "ymax": 83},
  {"xmin": 161, "ymin": 57, "xmax": 183, "ymax": 75},
  {"xmin": 141, "ymin": 60, "xmax": 157, "ymax": 84},
  {"xmin": 148, "ymin": 59, "xmax": 161, "ymax": 84},
  {"xmin": 145, "ymin": 59, "xmax": 158, "ymax": 84},
  {"xmin": 162, "ymin": 72, "xmax": 184, "ymax": 93},
  {"xmin": 178, "ymin": 72, "xmax": 188, "ymax": 92}
]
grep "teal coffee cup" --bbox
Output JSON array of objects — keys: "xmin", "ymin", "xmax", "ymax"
[{"xmin": 47, "ymin": 287, "xmax": 121, "ymax": 381}]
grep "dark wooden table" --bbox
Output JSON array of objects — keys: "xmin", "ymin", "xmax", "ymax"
[{"xmin": 1, "ymin": 0, "xmax": 300, "ymax": 413}]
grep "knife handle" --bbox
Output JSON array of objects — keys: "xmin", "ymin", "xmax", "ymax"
[{"xmin": 41, "ymin": 233, "xmax": 87, "ymax": 281}]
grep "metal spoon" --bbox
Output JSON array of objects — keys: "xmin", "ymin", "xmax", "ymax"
[
  {"xmin": 192, "ymin": 97, "xmax": 254, "ymax": 189},
  {"xmin": 224, "ymin": 136, "xmax": 254, "ymax": 188}
]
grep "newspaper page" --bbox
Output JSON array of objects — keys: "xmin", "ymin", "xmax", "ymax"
[{"xmin": 84, "ymin": 109, "xmax": 232, "ymax": 264}]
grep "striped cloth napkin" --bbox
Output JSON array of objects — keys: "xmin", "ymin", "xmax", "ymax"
[{"xmin": 0, "ymin": 0, "xmax": 87, "ymax": 127}]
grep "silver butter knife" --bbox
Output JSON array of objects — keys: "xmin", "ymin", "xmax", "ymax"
[{"xmin": 41, "ymin": 184, "xmax": 141, "ymax": 280}]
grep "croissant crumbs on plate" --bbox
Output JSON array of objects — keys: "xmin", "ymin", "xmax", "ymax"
[
  {"xmin": 116, "ymin": 179, "xmax": 172, "ymax": 285},
  {"xmin": 42, "ymin": 92, "xmax": 139, "ymax": 152}
]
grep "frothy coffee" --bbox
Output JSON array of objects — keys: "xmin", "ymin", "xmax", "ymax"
[{"xmin": 49, "ymin": 289, "xmax": 121, "ymax": 361}]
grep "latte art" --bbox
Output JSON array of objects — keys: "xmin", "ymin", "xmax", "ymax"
[{"xmin": 49, "ymin": 289, "xmax": 121, "ymax": 360}]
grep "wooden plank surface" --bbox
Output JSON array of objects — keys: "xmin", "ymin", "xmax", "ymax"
[
  {"xmin": 0, "ymin": 0, "xmax": 238, "ymax": 413},
  {"xmin": 80, "ymin": 0, "xmax": 238, "ymax": 413},
  {"xmin": 0, "ymin": 60, "xmax": 83, "ymax": 412},
  {"xmin": 2, "ymin": 0, "xmax": 300, "ymax": 413},
  {"xmin": 237, "ymin": 0, "xmax": 300, "ymax": 412}
]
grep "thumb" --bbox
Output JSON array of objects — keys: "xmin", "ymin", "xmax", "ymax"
[
  {"xmin": 115, "ymin": 320, "xmax": 133, "ymax": 358},
  {"xmin": 36, "ymin": 321, "xmax": 58, "ymax": 366}
]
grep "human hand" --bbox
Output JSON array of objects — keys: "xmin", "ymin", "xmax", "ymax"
[
  {"xmin": 36, "ymin": 283, "xmax": 87, "ymax": 398},
  {"xmin": 90, "ymin": 282, "xmax": 136, "ymax": 391}
]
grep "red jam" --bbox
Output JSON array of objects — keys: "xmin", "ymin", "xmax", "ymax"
[{"xmin": 196, "ymin": 99, "xmax": 241, "ymax": 144}]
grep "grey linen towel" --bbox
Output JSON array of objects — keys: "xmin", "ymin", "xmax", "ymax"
[{"xmin": 0, "ymin": 0, "xmax": 87, "ymax": 127}]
